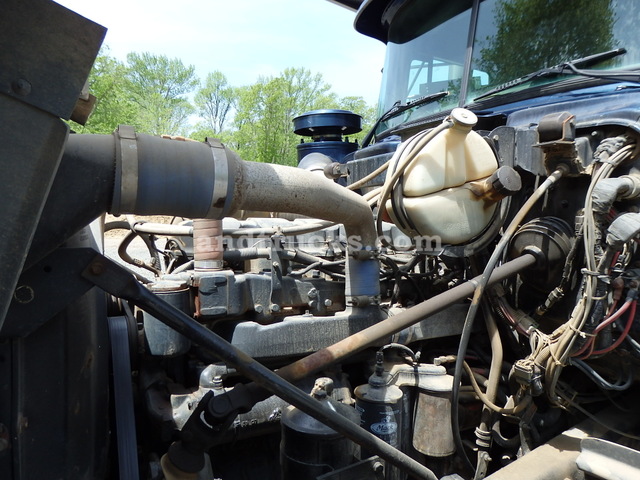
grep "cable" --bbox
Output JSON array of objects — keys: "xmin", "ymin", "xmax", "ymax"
[
  {"xmin": 531, "ymin": 142, "xmax": 635, "ymax": 404},
  {"xmin": 224, "ymin": 220, "xmax": 336, "ymax": 238},
  {"xmin": 450, "ymin": 166, "xmax": 566, "ymax": 472},
  {"xmin": 572, "ymin": 298, "xmax": 634, "ymax": 358},
  {"xmin": 462, "ymin": 361, "xmax": 531, "ymax": 414},
  {"xmin": 348, "ymin": 161, "xmax": 391, "ymax": 191},
  {"xmin": 570, "ymin": 358, "xmax": 633, "ymax": 391},
  {"xmin": 117, "ymin": 231, "xmax": 161, "ymax": 276},
  {"xmin": 556, "ymin": 388, "xmax": 640, "ymax": 441},
  {"xmin": 379, "ymin": 343, "xmax": 419, "ymax": 364},
  {"xmin": 127, "ymin": 219, "xmax": 338, "ymax": 238},
  {"xmin": 591, "ymin": 300, "xmax": 637, "ymax": 356}
]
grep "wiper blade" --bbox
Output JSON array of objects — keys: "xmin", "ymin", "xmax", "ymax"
[
  {"xmin": 361, "ymin": 91, "xmax": 449, "ymax": 147},
  {"xmin": 380, "ymin": 91, "xmax": 450, "ymax": 123},
  {"xmin": 474, "ymin": 48, "xmax": 632, "ymax": 101}
]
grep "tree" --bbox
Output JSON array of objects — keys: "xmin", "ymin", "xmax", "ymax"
[
  {"xmin": 231, "ymin": 68, "xmax": 337, "ymax": 165},
  {"xmin": 194, "ymin": 71, "xmax": 236, "ymax": 134},
  {"xmin": 334, "ymin": 95, "xmax": 378, "ymax": 144},
  {"xmin": 125, "ymin": 52, "xmax": 199, "ymax": 135},
  {"xmin": 69, "ymin": 48, "xmax": 139, "ymax": 134},
  {"xmin": 477, "ymin": 0, "xmax": 615, "ymax": 86}
]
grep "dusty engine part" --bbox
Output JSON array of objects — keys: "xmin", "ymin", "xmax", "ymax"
[{"xmin": 5, "ymin": 1, "xmax": 640, "ymax": 480}]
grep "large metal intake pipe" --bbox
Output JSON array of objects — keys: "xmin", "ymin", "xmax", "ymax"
[
  {"xmin": 28, "ymin": 127, "xmax": 379, "ymax": 299},
  {"xmin": 226, "ymin": 159, "xmax": 379, "ymax": 299}
]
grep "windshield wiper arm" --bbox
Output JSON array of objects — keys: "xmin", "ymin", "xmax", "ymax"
[
  {"xmin": 361, "ymin": 91, "xmax": 449, "ymax": 147},
  {"xmin": 474, "ymin": 48, "xmax": 631, "ymax": 101}
]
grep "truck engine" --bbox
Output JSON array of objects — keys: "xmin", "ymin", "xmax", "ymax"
[{"xmin": 3, "ymin": 0, "xmax": 640, "ymax": 479}]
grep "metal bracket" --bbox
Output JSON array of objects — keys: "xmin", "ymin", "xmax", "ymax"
[
  {"xmin": 205, "ymin": 137, "xmax": 233, "ymax": 218},
  {"xmin": 269, "ymin": 234, "xmax": 287, "ymax": 312},
  {"xmin": 1, "ymin": 247, "xmax": 98, "ymax": 337},
  {"xmin": 113, "ymin": 125, "xmax": 139, "ymax": 214}
]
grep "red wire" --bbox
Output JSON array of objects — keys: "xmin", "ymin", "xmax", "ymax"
[
  {"xmin": 591, "ymin": 300, "xmax": 637, "ymax": 356},
  {"xmin": 594, "ymin": 299, "xmax": 633, "ymax": 334},
  {"xmin": 572, "ymin": 299, "xmax": 633, "ymax": 358},
  {"xmin": 610, "ymin": 251, "xmax": 621, "ymax": 269}
]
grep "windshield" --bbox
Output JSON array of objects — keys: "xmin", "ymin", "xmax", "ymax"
[{"xmin": 377, "ymin": 0, "xmax": 640, "ymax": 132}]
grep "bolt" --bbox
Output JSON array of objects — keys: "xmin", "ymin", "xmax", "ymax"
[
  {"xmin": 13, "ymin": 285, "xmax": 34, "ymax": 304},
  {"xmin": 272, "ymin": 262, "xmax": 280, "ymax": 269},
  {"xmin": 372, "ymin": 461, "xmax": 384, "ymax": 474},
  {"xmin": 269, "ymin": 303, "xmax": 280, "ymax": 313},
  {"xmin": 254, "ymin": 304, "xmax": 264, "ymax": 314},
  {"xmin": 324, "ymin": 299, "xmax": 333, "ymax": 307},
  {"xmin": 11, "ymin": 78, "xmax": 31, "ymax": 96},
  {"xmin": 308, "ymin": 288, "xmax": 318, "ymax": 299},
  {"xmin": 212, "ymin": 376, "xmax": 224, "ymax": 390},
  {"xmin": 268, "ymin": 407, "xmax": 282, "ymax": 422},
  {"xmin": 90, "ymin": 261, "xmax": 105, "ymax": 275}
]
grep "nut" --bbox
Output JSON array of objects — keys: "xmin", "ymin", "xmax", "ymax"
[
  {"xmin": 13, "ymin": 285, "xmax": 34, "ymax": 304},
  {"xmin": 11, "ymin": 78, "xmax": 31, "ymax": 96}
]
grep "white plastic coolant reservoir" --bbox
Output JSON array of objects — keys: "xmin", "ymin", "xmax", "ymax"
[{"xmin": 386, "ymin": 108, "xmax": 499, "ymax": 245}]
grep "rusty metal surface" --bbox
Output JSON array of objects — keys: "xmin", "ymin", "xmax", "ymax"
[{"xmin": 193, "ymin": 219, "xmax": 224, "ymax": 265}]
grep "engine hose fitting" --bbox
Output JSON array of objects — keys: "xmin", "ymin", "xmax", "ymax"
[
  {"xmin": 475, "ymin": 427, "xmax": 492, "ymax": 449},
  {"xmin": 193, "ymin": 219, "xmax": 223, "ymax": 271}
]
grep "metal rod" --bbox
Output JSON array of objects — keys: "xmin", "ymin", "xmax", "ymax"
[
  {"xmin": 277, "ymin": 252, "xmax": 536, "ymax": 381},
  {"xmin": 82, "ymin": 254, "xmax": 439, "ymax": 480},
  {"xmin": 83, "ymin": 252, "xmax": 534, "ymax": 480}
]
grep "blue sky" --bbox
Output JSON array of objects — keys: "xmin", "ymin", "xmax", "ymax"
[{"xmin": 55, "ymin": 0, "xmax": 387, "ymax": 106}]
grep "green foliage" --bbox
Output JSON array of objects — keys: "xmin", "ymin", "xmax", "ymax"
[
  {"xmin": 125, "ymin": 52, "xmax": 199, "ymax": 135},
  {"xmin": 194, "ymin": 71, "xmax": 237, "ymax": 134},
  {"xmin": 75, "ymin": 50, "xmax": 378, "ymax": 165},
  {"xmin": 334, "ymin": 95, "xmax": 378, "ymax": 144},
  {"xmin": 69, "ymin": 48, "xmax": 138, "ymax": 134},
  {"xmin": 231, "ymin": 68, "xmax": 337, "ymax": 166},
  {"xmin": 478, "ymin": 0, "xmax": 615, "ymax": 85}
]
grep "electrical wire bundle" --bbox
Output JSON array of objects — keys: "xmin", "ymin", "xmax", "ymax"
[{"xmin": 525, "ymin": 138, "xmax": 637, "ymax": 404}]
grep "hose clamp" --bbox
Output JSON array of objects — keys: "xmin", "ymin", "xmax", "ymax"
[
  {"xmin": 113, "ymin": 125, "xmax": 138, "ymax": 214},
  {"xmin": 206, "ymin": 138, "xmax": 233, "ymax": 218}
]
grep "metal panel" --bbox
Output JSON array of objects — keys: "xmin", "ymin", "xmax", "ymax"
[
  {"xmin": 0, "ymin": 0, "xmax": 106, "ymax": 119},
  {"xmin": 0, "ymin": 97, "xmax": 69, "ymax": 327},
  {"xmin": 0, "ymin": 0, "xmax": 105, "ymax": 327}
]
